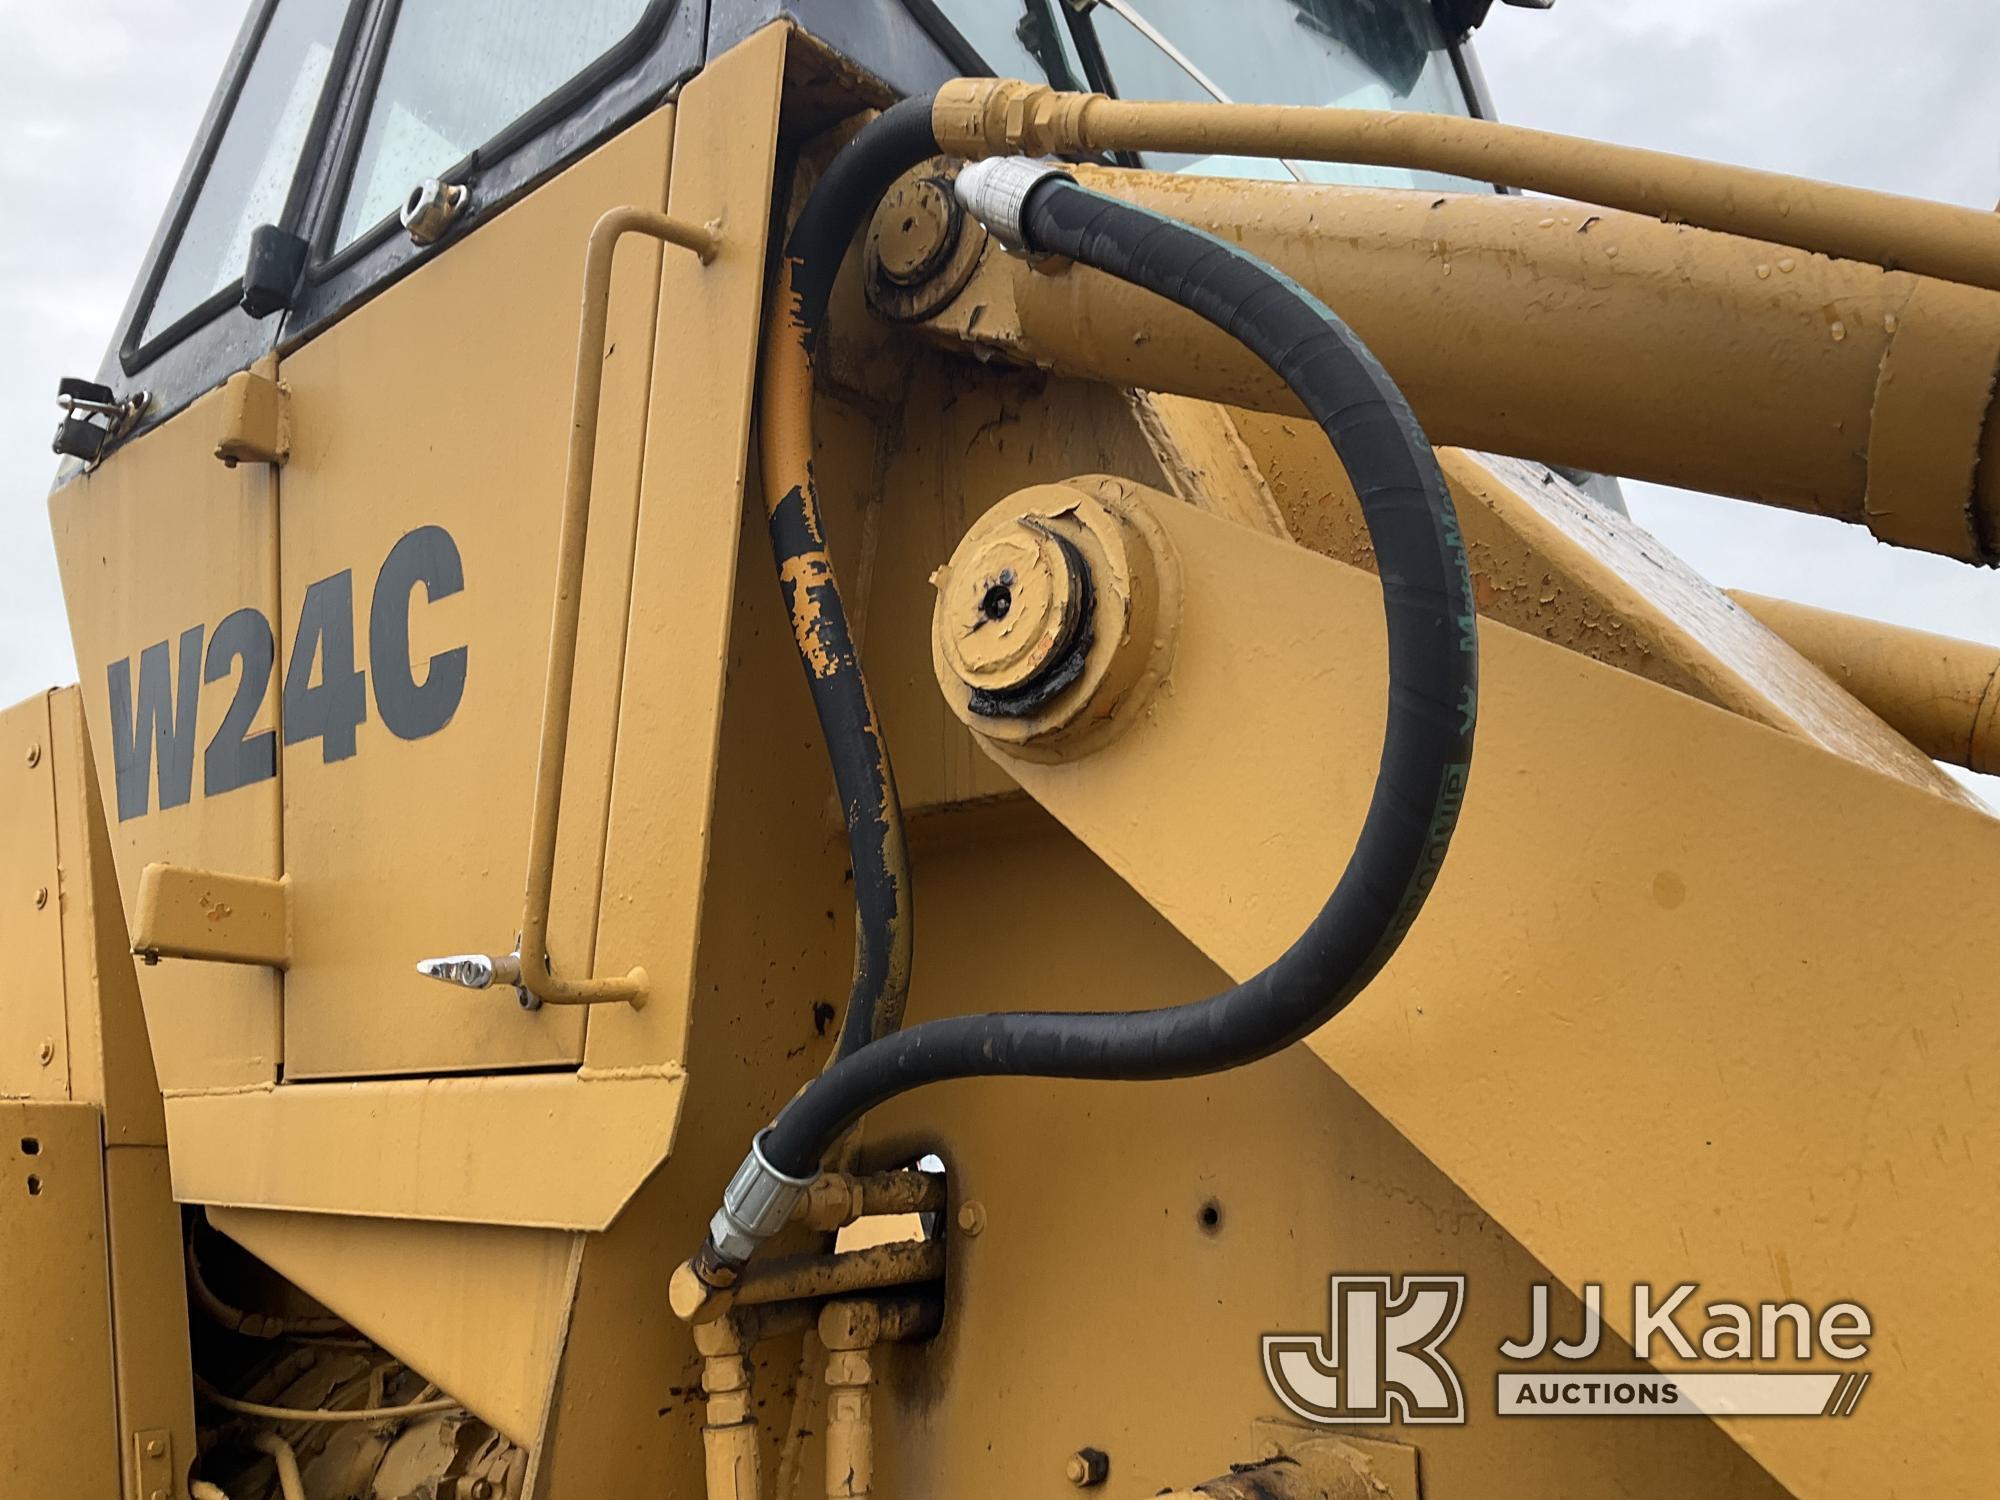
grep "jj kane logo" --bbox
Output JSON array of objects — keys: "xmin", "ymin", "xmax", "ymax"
[
  {"xmin": 1263, "ymin": 1275, "xmax": 1468, "ymax": 1425},
  {"xmin": 1264, "ymin": 1276, "xmax": 1873, "ymax": 1425}
]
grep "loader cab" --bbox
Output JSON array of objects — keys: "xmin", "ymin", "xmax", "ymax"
[
  {"xmin": 49, "ymin": 0, "xmax": 1517, "ymax": 1102},
  {"xmin": 80, "ymin": 0, "xmax": 1505, "ymax": 446}
]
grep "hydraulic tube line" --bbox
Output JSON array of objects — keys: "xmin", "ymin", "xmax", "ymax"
[
  {"xmin": 419, "ymin": 206, "xmax": 720, "ymax": 1008},
  {"xmin": 758, "ymin": 99, "xmax": 938, "ymax": 1062},
  {"xmin": 680, "ymin": 145, "xmax": 1478, "ymax": 1300},
  {"xmin": 931, "ymin": 79, "xmax": 2000, "ymax": 297}
]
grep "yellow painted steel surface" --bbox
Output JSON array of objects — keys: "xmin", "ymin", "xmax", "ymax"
[
  {"xmin": 966, "ymin": 486, "xmax": 1998, "ymax": 1500},
  {"xmin": 585, "ymin": 22, "xmax": 789, "ymax": 1075},
  {"xmin": 210, "ymin": 1205, "xmax": 580, "ymax": 1447},
  {"xmin": 51, "ymin": 380, "xmax": 284, "ymax": 1095},
  {"xmin": 1730, "ymin": 589, "xmax": 2000, "ymax": 774},
  {"xmin": 0, "ymin": 1101, "xmax": 121, "ymax": 1498},
  {"xmin": 915, "ymin": 164, "xmax": 2000, "ymax": 560},
  {"xmin": 273, "ymin": 108, "xmax": 674, "ymax": 1079},
  {"xmin": 0, "ymin": 694, "xmax": 69, "ymax": 1099},
  {"xmin": 164, "ymin": 1065, "xmax": 682, "ymax": 1228},
  {"xmin": 849, "ymin": 811, "xmax": 1787, "ymax": 1499},
  {"xmin": 132, "ymin": 863, "xmax": 291, "ymax": 968},
  {"xmin": 1143, "ymin": 400, "xmax": 1974, "ymax": 804}
]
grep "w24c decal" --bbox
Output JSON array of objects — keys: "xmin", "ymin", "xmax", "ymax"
[{"xmin": 105, "ymin": 525, "xmax": 467, "ymax": 822}]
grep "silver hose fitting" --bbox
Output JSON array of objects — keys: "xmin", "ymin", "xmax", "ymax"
[
  {"xmin": 953, "ymin": 157, "xmax": 1071, "ymax": 254},
  {"xmin": 706, "ymin": 1129, "xmax": 818, "ymax": 1268}
]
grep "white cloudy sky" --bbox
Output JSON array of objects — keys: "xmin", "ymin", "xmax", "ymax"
[{"xmin": 0, "ymin": 0, "xmax": 1995, "ymax": 793}]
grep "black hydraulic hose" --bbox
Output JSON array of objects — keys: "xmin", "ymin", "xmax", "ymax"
[
  {"xmin": 761, "ymin": 96, "xmax": 939, "ymax": 1060},
  {"xmin": 752, "ymin": 173, "xmax": 1478, "ymax": 1181}
]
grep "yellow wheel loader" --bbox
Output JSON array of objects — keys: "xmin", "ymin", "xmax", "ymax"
[{"xmin": 15, "ymin": 1, "xmax": 2000, "ymax": 1496}]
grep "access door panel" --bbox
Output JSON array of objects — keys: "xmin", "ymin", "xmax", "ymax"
[{"xmin": 274, "ymin": 110, "xmax": 672, "ymax": 1077}]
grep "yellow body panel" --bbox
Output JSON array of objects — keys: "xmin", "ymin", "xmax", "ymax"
[
  {"xmin": 0, "ymin": 1101, "xmax": 122, "ymax": 1499},
  {"xmin": 976, "ymin": 487, "xmax": 1999, "ymax": 1500},
  {"xmin": 51, "ymin": 409, "xmax": 283, "ymax": 1093},
  {"xmin": 273, "ymin": 108, "xmax": 674, "ymax": 1079},
  {"xmin": 0, "ymin": 694, "xmax": 69, "ymax": 1099},
  {"xmin": 210, "ymin": 1204, "xmax": 580, "ymax": 1447},
  {"xmin": 0, "ymin": 691, "xmax": 194, "ymax": 1500},
  {"xmin": 585, "ymin": 23, "xmax": 790, "ymax": 1074}
]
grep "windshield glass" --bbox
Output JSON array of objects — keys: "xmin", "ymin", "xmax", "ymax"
[
  {"xmin": 334, "ymin": 0, "xmax": 657, "ymax": 247},
  {"xmin": 142, "ymin": 0, "xmax": 347, "ymax": 342},
  {"xmin": 925, "ymin": 0, "xmax": 1480, "ymax": 193}
]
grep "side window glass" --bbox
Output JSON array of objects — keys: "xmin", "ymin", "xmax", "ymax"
[
  {"xmin": 334, "ymin": 0, "xmax": 659, "ymax": 249},
  {"xmin": 142, "ymin": 0, "xmax": 350, "ymax": 343}
]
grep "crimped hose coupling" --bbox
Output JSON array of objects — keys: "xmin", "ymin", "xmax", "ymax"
[
  {"xmin": 708, "ymin": 1129, "xmax": 817, "ymax": 1266},
  {"xmin": 953, "ymin": 158, "xmax": 1072, "ymax": 252}
]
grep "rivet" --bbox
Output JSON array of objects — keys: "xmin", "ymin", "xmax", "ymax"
[
  {"xmin": 149, "ymin": 1490, "xmax": 167, "ymax": 1500},
  {"xmin": 956, "ymin": 1200, "xmax": 987, "ymax": 1237},
  {"xmin": 34, "ymin": 887, "xmax": 47, "ymax": 910},
  {"xmin": 24, "ymin": 744, "xmax": 40, "ymax": 768},
  {"xmin": 37, "ymin": 1039, "xmax": 53, "ymax": 1066},
  {"xmin": 144, "ymin": 1437, "xmax": 165, "ymax": 1458}
]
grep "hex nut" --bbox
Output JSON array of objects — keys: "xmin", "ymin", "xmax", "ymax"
[{"xmin": 1065, "ymin": 1447, "xmax": 1110, "ymax": 1487}]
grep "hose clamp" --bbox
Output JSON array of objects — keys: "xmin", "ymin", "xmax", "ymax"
[
  {"xmin": 953, "ymin": 158, "xmax": 1072, "ymax": 255},
  {"xmin": 706, "ymin": 1129, "xmax": 818, "ymax": 1267}
]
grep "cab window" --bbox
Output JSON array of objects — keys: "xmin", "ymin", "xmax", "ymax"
[
  {"xmin": 333, "ymin": 0, "xmax": 659, "ymax": 248},
  {"xmin": 141, "ymin": 0, "xmax": 350, "ymax": 344},
  {"xmin": 921, "ymin": 0, "xmax": 1481, "ymax": 193}
]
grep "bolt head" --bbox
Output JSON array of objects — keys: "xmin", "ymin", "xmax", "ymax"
[
  {"xmin": 1065, "ymin": 1447, "xmax": 1110, "ymax": 1487},
  {"xmin": 956, "ymin": 1199, "xmax": 986, "ymax": 1237}
]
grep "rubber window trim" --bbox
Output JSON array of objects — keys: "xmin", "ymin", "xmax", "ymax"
[{"xmin": 119, "ymin": 0, "xmax": 370, "ymax": 376}]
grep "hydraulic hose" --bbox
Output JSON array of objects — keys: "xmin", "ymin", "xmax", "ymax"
[
  {"xmin": 759, "ymin": 97, "xmax": 938, "ymax": 1060},
  {"xmin": 686, "ymin": 160, "xmax": 1477, "ymax": 1291}
]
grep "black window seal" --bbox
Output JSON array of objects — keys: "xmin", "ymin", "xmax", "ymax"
[
  {"xmin": 310, "ymin": 0, "xmax": 680, "ymax": 283},
  {"xmin": 118, "ymin": 0, "xmax": 371, "ymax": 377},
  {"xmin": 893, "ymin": 0, "xmax": 995, "ymax": 79}
]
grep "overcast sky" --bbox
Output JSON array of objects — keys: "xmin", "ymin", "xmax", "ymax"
[{"xmin": 0, "ymin": 0, "xmax": 1994, "ymax": 796}]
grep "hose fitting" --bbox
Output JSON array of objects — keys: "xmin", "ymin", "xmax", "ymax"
[
  {"xmin": 707, "ymin": 1129, "xmax": 819, "ymax": 1269},
  {"xmin": 954, "ymin": 158, "xmax": 1072, "ymax": 253}
]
